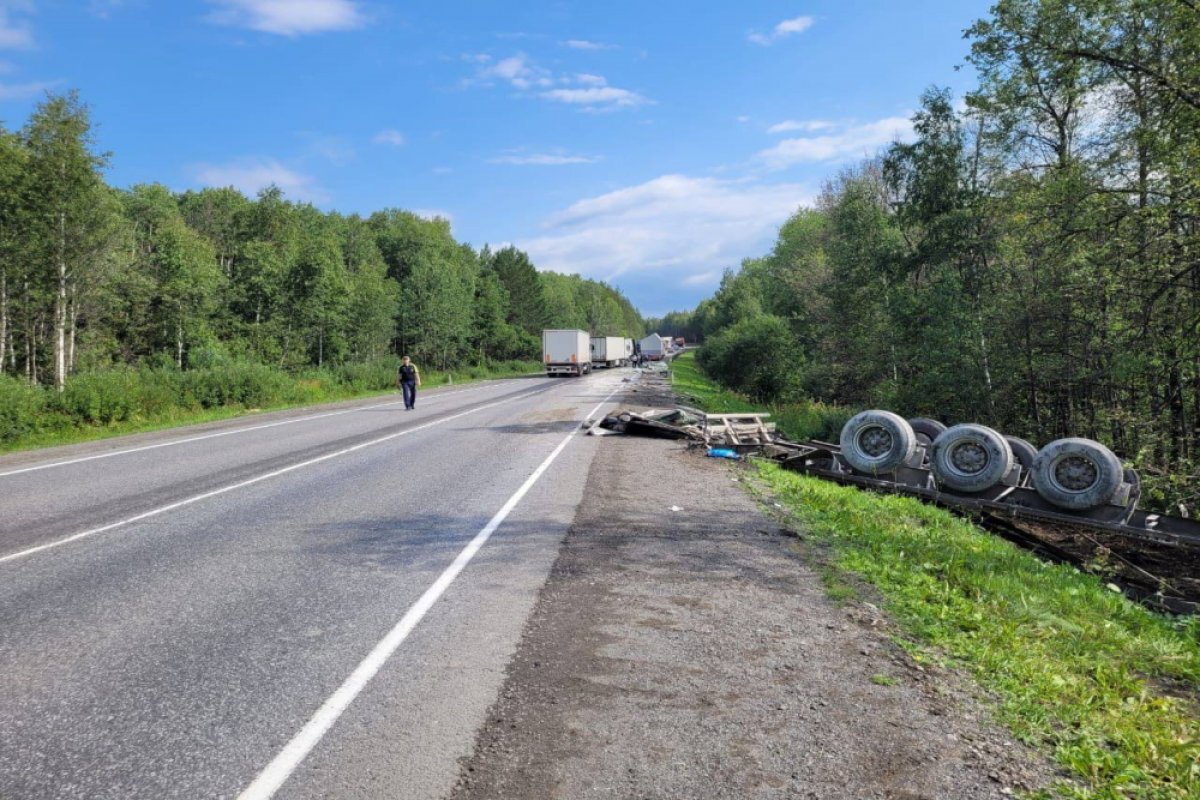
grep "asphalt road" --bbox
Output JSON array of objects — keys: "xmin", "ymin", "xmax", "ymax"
[{"xmin": 0, "ymin": 371, "xmax": 626, "ymax": 799}]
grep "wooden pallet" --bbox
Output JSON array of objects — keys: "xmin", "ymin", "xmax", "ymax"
[{"xmin": 703, "ymin": 413, "xmax": 776, "ymax": 446}]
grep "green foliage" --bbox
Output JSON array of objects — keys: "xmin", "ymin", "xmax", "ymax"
[
  {"xmin": 671, "ymin": 352, "xmax": 850, "ymax": 442},
  {"xmin": 0, "ymin": 91, "xmax": 645, "ymax": 446},
  {"xmin": 685, "ymin": 1, "xmax": 1200, "ymax": 513},
  {"xmin": 697, "ymin": 314, "xmax": 804, "ymax": 403},
  {"xmin": 759, "ymin": 464, "xmax": 1200, "ymax": 800},
  {"xmin": 0, "ymin": 376, "xmax": 48, "ymax": 444},
  {"xmin": 56, "ymin": 370, "xmax": 136, "ymax": 424}
]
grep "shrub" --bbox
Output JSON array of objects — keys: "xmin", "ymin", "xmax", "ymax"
[
  {"xmin": 698, "ymin": 314, "xmax": 806, "ymax": 404},
  {"xmin": 57, "ymin": 370, "xmax": 136, "ymax": 425},
  {"xmin": 0, "ymin": 376, "xmax": 48, "ymax": 444},
  {"xmin": 180, "ymin": 362, "xmax": 292, "ymax": 409}
]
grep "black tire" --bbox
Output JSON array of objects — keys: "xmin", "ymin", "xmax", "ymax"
[
  {"xmin": 930, "ymin": 423, "xmax": 1014, "ymax": 493},
  {"xmin": 839, "ymin": 410, "xmax": 916, "ymax": 474},
  {"xmin": 1030, "ymin": 438, "xmax": 1123, "ymax": 511},
  {"xmin": 908, "ymin": 417, "xmax": 947, "ymax": 447},
  {"xmin": 1005, "ymin": 436, "xmax": 1038, "ymax": 473}
]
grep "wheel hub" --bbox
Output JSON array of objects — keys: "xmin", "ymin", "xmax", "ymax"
[
  {"xmin": 859, "ymin": 427, "xmax": 893, "ymax": 458},
  {"xmin": 1054, "ymin": 455, "xmax": 1098, "ymax": 491},
  {"xmin": 950, "ymin": 442, "xmax": 988, "ymax": 474}
]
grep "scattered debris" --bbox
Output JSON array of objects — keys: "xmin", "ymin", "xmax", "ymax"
[{"xmin": 596, "ymin": 408, "xmax": 705, "ymax": 441}]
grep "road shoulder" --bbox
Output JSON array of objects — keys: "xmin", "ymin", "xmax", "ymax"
[{"xmin": 450, "ymin": 398, "xmax": 1058, "ymax": 798}]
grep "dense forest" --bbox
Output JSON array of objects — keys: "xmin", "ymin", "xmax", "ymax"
[
  {"xmin": 669, "ymin": 0, "xmax": 1200, "ymax": 512},
  {"xmin": 0, "ymin": 92, "xmax": 643, "ymax": 390}
]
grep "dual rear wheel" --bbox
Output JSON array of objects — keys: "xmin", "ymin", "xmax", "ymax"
[{"xmin": 837, "ymin": 411, "xmax": 1126, "ymax": 511}]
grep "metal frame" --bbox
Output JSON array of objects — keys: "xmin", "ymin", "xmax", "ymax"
[{"xmin": 776, "ymin": 443, "xmax": 1200, "ymax": 549}]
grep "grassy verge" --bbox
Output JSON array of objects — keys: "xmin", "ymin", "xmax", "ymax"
[
  {"xmin": 0, "ymin": 359, "xmax": 542, "ymax": 455},
  {"xmin": 671, "ymin": 351, "xmax": 851, "ymax": 441},
  {"xmin": 675, "ymin": 352, "xmax": 1200, "ymax": 800}
]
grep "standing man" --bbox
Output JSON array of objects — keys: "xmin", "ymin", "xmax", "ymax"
[{"xmin": 397, "ymin": 355, "xmax": 421, "ymax": 410}]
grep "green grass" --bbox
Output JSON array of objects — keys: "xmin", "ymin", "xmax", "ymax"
[
  {"xmin": 670, "ymin": 351, "xmax": 851, "ymax": 441},
  {"xmin": 677, "ymin": 352, "xmax": 1200, "ymax": 800},
  {"xmin": 0, "ymin": 360, "xmax": 543, "ymax": 456},
  {"xmin": 870, "ymin": 673, "xmax": 900, "ymax": 687}
]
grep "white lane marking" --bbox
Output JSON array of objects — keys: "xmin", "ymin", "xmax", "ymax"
[
  {"xmin": 0, "ymin": 381, "xmax": 567, "ymax": 565},
  {"xmin": 0, "ymin": 380, "xmax": 532, "ymax": 479},
  {"xmin": 235, "ymin": 385, "xmax": 622, "ymax": 800}
]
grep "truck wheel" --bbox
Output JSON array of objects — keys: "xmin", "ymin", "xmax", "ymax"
[
  {"xmin": 839, "ymin": 411, "xmax": 916, "ymax": 474},
  {"xmin": 1030, "ymin": 438, "xmax": 1123, "ymax": 511},
  {"xmin": 907, "ymin": 417, "xmax": 947, "ymax": 446},
  {"xmin": 930, "ymin": 424, "xmax": 1013, "ymax": 493},
  {"xmin": 1004, "ymin": 436, "xmax": 1038, "ymax": 473}
]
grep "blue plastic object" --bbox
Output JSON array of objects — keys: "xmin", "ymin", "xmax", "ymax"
[{"xmin": 707, "ymin": 448, "xmax": 740, "ymax": 460}]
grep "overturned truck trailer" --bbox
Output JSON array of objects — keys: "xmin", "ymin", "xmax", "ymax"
[{"xmin": 781, "ymin": 411, "xmax": 1200, "ymax": 551}]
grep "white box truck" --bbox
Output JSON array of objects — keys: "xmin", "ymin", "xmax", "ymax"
[
  {"xmin": 639, "ymin": 333, "xmax": 667, "ymax": 361},
  {"xmin": 590, "ymin": 336, "xmax": 629, "ymax": 368},
  {"xmin": 543, "ymin": 329, "xmax": 592, "ymax": 377}
]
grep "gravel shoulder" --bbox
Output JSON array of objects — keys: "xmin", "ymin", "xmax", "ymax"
[{"xmin": 450, "ymin": 376, "xmax": 1060, "ymax": 799}]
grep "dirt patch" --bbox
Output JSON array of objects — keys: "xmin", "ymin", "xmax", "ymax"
[{"xmin": 449, "ymin": 373, "xmax": 1060, "ymax": 799}]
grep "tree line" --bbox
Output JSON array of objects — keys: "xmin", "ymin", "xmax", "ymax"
[
  {"xmin": 669, "ymin": 0, "xmax": 1200, "ymax": 513},
  {"xmin": 0, "ymin": 92, "xmax": 644, "ymax": 393}
]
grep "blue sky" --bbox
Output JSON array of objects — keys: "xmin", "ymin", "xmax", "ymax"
[{"xmin": 0, "ymin": 0, "xmax": 993, "ymax": 317}]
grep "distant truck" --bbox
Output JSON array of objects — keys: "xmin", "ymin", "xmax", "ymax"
[
  {"xmin": 543, "ymin": 329, "xmax": 592, "ymax": 377},
  {"xmin": 590, "ymin": 336, "xmax": 633, "ymax": 368},
  {"xmin": 639, "ymin": 333, "xmax": 668, "ymax": 361},
  {"xmin": 674, "ymin": 337, "xmax": 686, "ymax": 348}
]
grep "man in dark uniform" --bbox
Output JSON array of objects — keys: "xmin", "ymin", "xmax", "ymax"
[{"xmin": 397, "ymin": 355, "xmax": 421, "ymax": 410}]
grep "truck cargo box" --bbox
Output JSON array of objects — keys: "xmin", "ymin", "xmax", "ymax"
[{"xmin": 543, "ymin": 329, "xmax": 592, "ymax": 377}]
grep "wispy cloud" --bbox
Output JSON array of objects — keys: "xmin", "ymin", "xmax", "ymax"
[
  {"xmin": 191, "ymin": 157, "xmax": 328, "ymax": 203},
  {"xmin": 489, "ymin": 152, "xmax": 599, "ymax": 166},
  {"xmin": 561, "ymin": 39, "xmax": 614, "ymax": 51},
  {"xmin": 682, "ymin": 271, "xmax": 721, "ymax": 287},
  {"xmin": 521, "ymin": 174, "xmax": 811, "ymax": 281},
  {"xmin": 473, "ymin": 52, "xmax": 553, "ymax": 90},
  {"xmin": 372, "ymin": 129, "xmax": 406, "ymax": 147},
  {"xmin": 468, "ymin": 54, "xmax": 651, "ymax": 110},
  {"xmin": 748, "ymin": 15, "xmax": 815, "ymax": 46},
  {"xmin": 300, "ymin": 132, "xmax": 355, "ymax": 164},
  {"xmin": 540, "ymin": 86, "xmax": 649, "ymax": 109},
  {"xmin": 0, "ymin": 2, "xmax": 34, "ymax": 50},
  {"xmin": 767, "ymin": 119, "xmax": 836, "ymax": 134},
  {"xmin": 0, "ymin": 79, "xmax": 53, "ymax": 100},
  {"xmin": 757, "ymin": 116, "xmax": 914, "ymax": 169},
  {"xmin": 206, "ymin": 0, "xmax": 365, "ymax": 37}
]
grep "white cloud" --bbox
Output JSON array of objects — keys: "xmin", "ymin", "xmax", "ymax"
[
  {"xmin": 0, "ymin": 79, "xmax": 52, "ymax": 100},
  {"xmin": 372, "ymin": 129, "xmax": 406, "ymax": 147},
  {"xmin": 206, "ymin": 0, "xmax": 364, "ymax": 37},
  {"xmin": 489, "ymin": 152, "xmax": 599, "ymax": 166},
  {"xmin": 0, "ymin": 2, "xmax": 34, "ymax": 49},
  {"xmin": 757, "ymin": 116, "xmax": 914, "ymax": 169},
  {"xmin": 562, "ymin": 39, "xmax": 613, "ymax": 51},
  {"xmin": 748, "ymin": 15, "xmax": 815, "ymax": 46},
  {"xmin": 682, "ymin": 270, "xmax": 721, "ymax": 287},
  {"xmin": 573, "ymin": 73, "xmax": 607, "ymax": 87},
  {"xmin": 767, "ymin": 119, "xmax": 835, "ymax": 134},
  {"xmin": 191, "ymin": 157, "xmax": 328, "ymax": 203},
  {"xmin": 540, "ymin": 86, "xmax": 649, "ymax": 108},
  {"xmin": 467, "ymin": 54, "xmax": 649, "ymax": 109},
  {"xmin": 520, "ymin": 174, "xmax": 812, "ymax": 281},
  {"xmin": 475, "ymin": 52, "xmax": 553, "ymax": 90}
]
